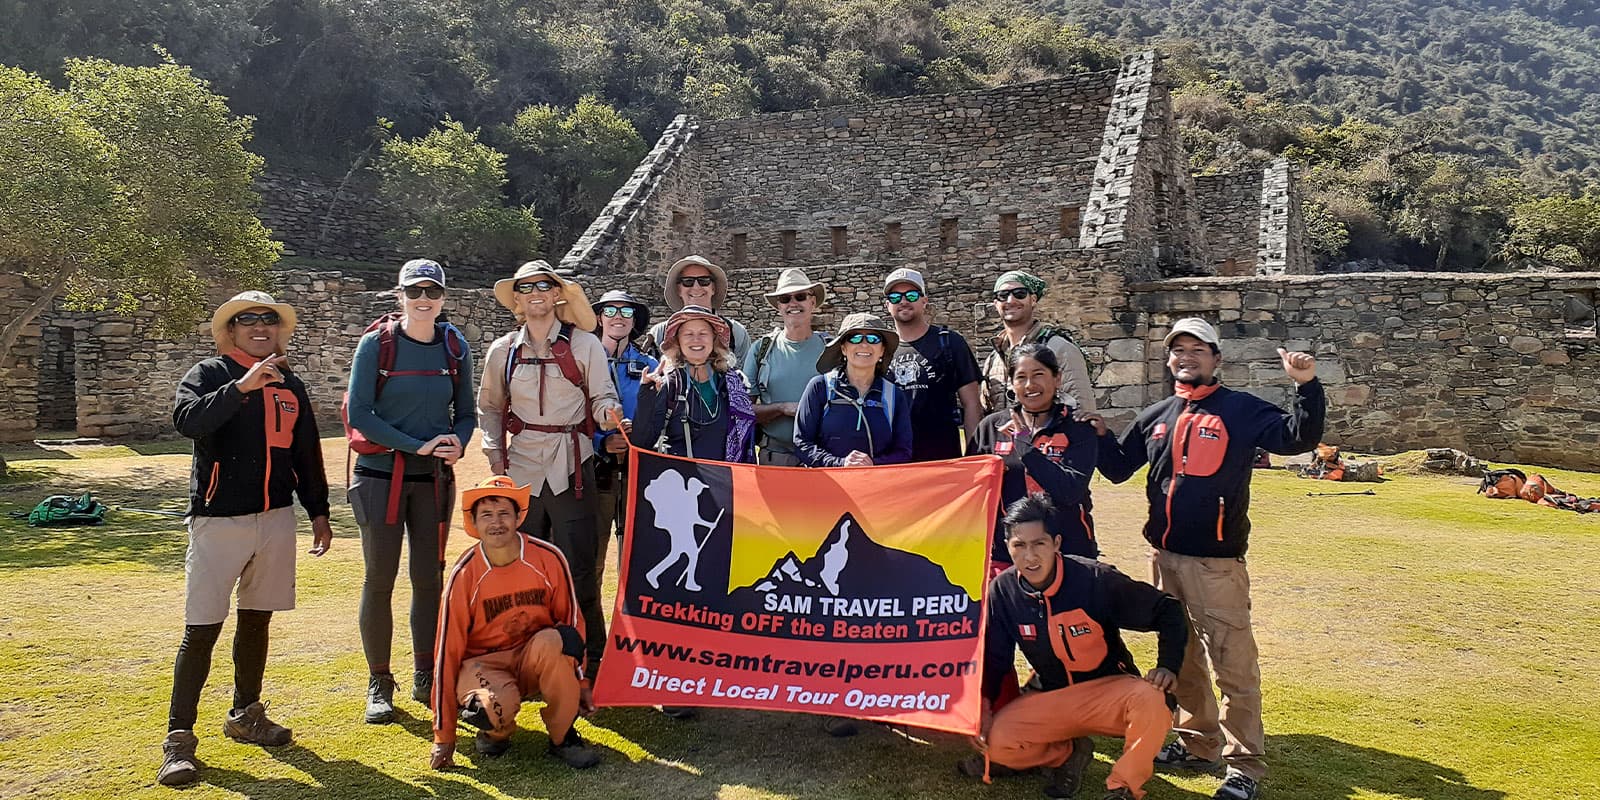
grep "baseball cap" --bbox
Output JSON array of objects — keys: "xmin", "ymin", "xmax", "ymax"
[
  {"xmin": 398, "ymin": 258, "xmax": 447, "ymax": 288},
  {"xmin": 883, "ymin": 267, "xmax": 926, "ymax": 293},
  {"xmin": 1163, "ymin": 317, "xmax": 1221, "ymax": 348}
]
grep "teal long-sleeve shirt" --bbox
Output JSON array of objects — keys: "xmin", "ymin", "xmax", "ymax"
[{"xmin": 345, "ymin": 325, "xmax": 477, "ymax": 474}]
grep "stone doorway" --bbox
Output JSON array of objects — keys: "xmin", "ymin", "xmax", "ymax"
[{"xmin": 36, "ymin": 325, "xmax": 77, "ymax": 434}]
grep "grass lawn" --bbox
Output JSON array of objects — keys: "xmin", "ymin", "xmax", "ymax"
[{"xmin": 0, "ymin": 440, "xmax": 1596, "ymax": 800}]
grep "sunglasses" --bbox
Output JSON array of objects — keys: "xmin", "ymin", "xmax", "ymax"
[
  {"xmin": 403, "ymin": 285, "xmax": 445, "ymax": 300},
  {"xmin": 601, "ymin": 306, "xmax": 636, "ymax": 318},
  {"xmin": 772, "ymin": 292, "xmax": 810, "ymax": 304},
  {"xmin": 846, "ymin": 333, "xmax": 884, "ymax": 345},
  {"xmin": 884, "ymin": 290, "xmax": 923, "ymax": 304},
  {"xmin": 993, "ymin": 287, "xmax": 1032, "ymax": 301},
  {"xmin": 677, "ymin": 275, "xmax": 716, "ymax": 287},
  {"xmin": 231, "ymin": 311, "xmax": 281, "ymax": 327},
  {"xmin": 514, "ymin": 279, "xmax": 558, "ymax": 294}
]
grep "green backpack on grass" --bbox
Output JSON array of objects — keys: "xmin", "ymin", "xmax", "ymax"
[{"xmin": 26, "ymin": 493, "xmax": 109, "ymax": 526}]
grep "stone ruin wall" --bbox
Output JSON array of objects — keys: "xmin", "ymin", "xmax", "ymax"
[{"xmin": 5, "ymin": 268, "xmax": 1597, "ymax": 470}]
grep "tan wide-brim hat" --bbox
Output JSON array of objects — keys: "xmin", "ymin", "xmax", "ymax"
[
  {"xmin": 764, "ymin": 267, "xmax": 827, "ymax": 308},
  {"xmin": 460, "ymin": 476, "xmax": 532, "ymax": 539},
  {"xmin": 663, "ymin": 255, "xmax": 727, "ymax": 311},
  {"xmin": 494, "ymin": 261, "xmax": 596, "ymax": 331},
  {"xmin": 816, "ymin": 312, "xmax": 899, "ymax": 373},
  {"xmin": 210, "ymin": 290, "xmax": 297, "ymax": 354}
]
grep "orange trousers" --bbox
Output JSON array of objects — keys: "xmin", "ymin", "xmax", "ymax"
[
  {"xmin": 454, "ymin": 628, "xmax": 580, "ymax": 743},
  {"xmin": 986, "ymin": 674, "xmax": 1171, "ymax": 799}
]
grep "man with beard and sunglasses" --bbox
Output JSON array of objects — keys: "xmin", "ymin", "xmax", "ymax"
[
  {"xmin": 981, "ymin": 270, "xmax": 1097, "ymax": 415},
  {"xmin": 1088, "ymin": 318, "xmax": 1323, "ymax": 800},
  {"xmin": 880, "ymin": 268, "xmax": 983, "ymax": 462},
  {"xmin": 743, "ymin": 268, "xmax": 830, "ymax": 466}
]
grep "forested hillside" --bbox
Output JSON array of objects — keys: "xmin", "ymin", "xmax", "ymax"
[
  {"xmin": 1055, "ymin": 0, "xmax": 1600, "ymax": 174},
  {"xmin": 4, "ymin": 0, "xmax": 1597, "ymax": 270}
]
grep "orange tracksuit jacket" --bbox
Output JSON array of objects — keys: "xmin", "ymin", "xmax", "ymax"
[{"xmin": 432, "ymin": 533, "xmax": 585, "ymax": 745}]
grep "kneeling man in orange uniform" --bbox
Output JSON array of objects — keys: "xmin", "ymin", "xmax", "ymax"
[
  {"xmin": 430, "ymin": 476, "xmax": 600, "ymax": 769},
  {"xmin": 969, "ymin": 493, "xmax": 1188, "ymax": 799}
]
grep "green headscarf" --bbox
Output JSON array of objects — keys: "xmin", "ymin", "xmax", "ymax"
[{"xmin": 992, "ymin": 270, "xmax": 1046, "ymax": 299}]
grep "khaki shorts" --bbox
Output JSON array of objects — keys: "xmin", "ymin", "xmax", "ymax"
[{"xmin": 185, "ymin": 505, "xmax": 299, "ymax": 625}]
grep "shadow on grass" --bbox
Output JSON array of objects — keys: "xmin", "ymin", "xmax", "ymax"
[
  {"xmin": 199, "ymin": 743, "xmax": 500, "ymax": 799},
  {"xmin": 1269, "ymin": 733, "xmax": 1506, "ymax": 800}
]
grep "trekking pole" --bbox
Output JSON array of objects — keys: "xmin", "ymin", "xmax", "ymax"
[
  {"xmin": 674, "ymin": 508, "xmax": 729, "ymax": 588},
  {"xmin": 1305, "ymin": 489, "xmax": 1376, "ymax": 497}
]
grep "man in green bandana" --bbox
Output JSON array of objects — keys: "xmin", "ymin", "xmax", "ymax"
[{"xmin": 981, "ymin": 270, "xmax": 1097, "ymax": 415}]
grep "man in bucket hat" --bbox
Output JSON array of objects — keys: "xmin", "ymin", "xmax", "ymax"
[
  {"xmin": 981, "ymin": 269, "xmax": 1097, "ymax": 415},
  {"xmin": 430, "ymin": 476, "xmax": 599, "ymax": 771},
  {"xmin": 159, "ymin": 291, "xmax": 333, "ymax": 786},
  {"xmin": 743, "ymin": 268, "xmax": 830, "ymax": 466},
  {"xmin": 479, "ymin": 261, "xmax": 620, "ymax": 684},
  {"xmin": 643, "ymin": 255, "xmax": 752, "ymax": 361},
  {"xmin": 590, "ymin": 289, "xmax": 658, "ymax": 576}
]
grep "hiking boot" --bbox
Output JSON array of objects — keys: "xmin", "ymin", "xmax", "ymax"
[
  {"xmin": 956, "ymin": 754, "xmax": 1022, "ymax": 779},
  {"xmin": 157, "ymin": 730, "xmax": 203, "ymax": 786},
  {"xmin": 1101, "ymin": 789, "xmax": 1136, "ymax": 800},
  {"xmin": 223, "ymin": 701, "xmax": 292, "ymax": 746},
  {"xmin": 474, "ymin": 731, "xmax": 512, "ymax": 757},
  {"xmin": 1154, "ymin": 739, "xmax": 1222, "ymax": 772},
  {"xmin": 411, "ymin": 669, "xmax": 433, "ymax": 707},
  {"xmin": 1044, "ymin": 737, "xmax": 1095, "ymax": 798},
  {"xmin": 1213, "ymin": 770, "xmax": 1260, "ymax": 800},
  {"xmin": 459, "ymin": 696, "xmax": 493, "ymax": 731},
  {"xmin": 365, "ymin": 673, "xmax": 396, "ymax": 724},
  {"xmin": 660, "ymin": 705, "xmax": 698, "ymax": 720},
  {"xmin": 548, "ymin": 728, "xmax": 601, "ymax": 769},
  {"xmin": 820, "ymin": 715, "xmax": 859, "ymax": 737}
]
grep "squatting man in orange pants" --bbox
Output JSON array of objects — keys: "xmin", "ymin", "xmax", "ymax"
[
  {"xmin": 430, "ymin": 476, "xmax": 600, "ymax": 770},
  {"xmin": 966, "ymin": 493, "xmax": 1188, "ymax": 799}
]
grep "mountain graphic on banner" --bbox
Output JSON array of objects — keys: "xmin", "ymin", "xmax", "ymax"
[{"xmin": 728, "ymin": 512, "xmax": 964, "ymax": 607}]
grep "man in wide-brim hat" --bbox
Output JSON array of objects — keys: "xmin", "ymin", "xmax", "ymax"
[
  {"xmin": 477, "ymin": 260, "xmax": 618, "ymax": 684},
  {"xmin": 159, "ymin": 291, "xmax": 332, "ymax": 787},
  {"xmin": 430, "ymin": 476, "xmax": 599, "ymax": 771},
  {"xmin": 643, "ymin": 255, "xmax": 751, "ymax": 361},
  {"xmin": 588, "ymin": 288, "xmax": 659, "ymax": 578},
  {"xmin": 745, "ymin": 268, "xmax": 831, "ymax": 467}
]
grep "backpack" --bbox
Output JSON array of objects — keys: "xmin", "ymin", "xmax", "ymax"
[
  {"xmin": 339, "ymin": 313, "xmax": 468, "ymax": 531},
  {"xmin": 25, "ymin": 493, "xmax": 108, "ymax": 526},
  {"xmin": 750, "ymin": 330, "xmax": 829, "ymax": 402},
  {"xmin": 341, "ymin": 313, "xmax": 468, "ymax": 456},
  {"xmin": 1477, "ymin": 468, "xmax": 1527, "ymax": 499},
  {"xmin": 820, "ymin": 373, "xmax": 899, "ymax": 456},
  {"xmin": 497, "ymin": 322, "xmax": 596, "ymax": 495}
]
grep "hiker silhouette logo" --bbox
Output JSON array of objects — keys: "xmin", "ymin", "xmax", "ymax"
[{"xmin": 626, "ymin": 458, "xmax": 734, "ymax": 601}]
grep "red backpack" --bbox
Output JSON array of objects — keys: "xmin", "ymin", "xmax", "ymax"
[{"xmin": 340, "ymin": 313, "xmax": 468, "ymax": 529}]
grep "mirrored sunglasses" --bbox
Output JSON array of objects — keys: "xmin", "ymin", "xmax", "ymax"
[
  {"xmin": 773, "ymin": 292, "xmax": 810, "ymax": 304},
  {"xmin": 601, "ymin": 306, "xmax": 637, "ymax": 318},
  {"xmin": 993, "ymin": 287, "xmax": 1031, "ymax": 302},
  {"xmin": 677, "ymin": 275, "xmax": 716, "ymax": 287},
  {"xmin": 884, "ymin": 290, "xmax": 922, "ymax": 304},
  {"xmin": 403, "ymin": 285, "xmax": 445, "ymax": 300},
  {"xmin": 514, "ymin": 279, "xmax": 558, "ymax": 294},
  {"xmin": 846, "ymin": 333, "xmax": 884, "ymax": 345},
  {"xmin": 231, "ymin": 311, "xmax": 281, "ymax": 327}
]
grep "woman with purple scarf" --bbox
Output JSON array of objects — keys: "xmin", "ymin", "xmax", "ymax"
[{"xmin": 632, "ymin": 305, "xmax": 756, "ymax": 464}]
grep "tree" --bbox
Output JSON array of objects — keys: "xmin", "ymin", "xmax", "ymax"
[
  {"xmin": 499, "ymin": 95, "xmax": 647, "ymax": 256},
  {"xmin": 1505, "ymin": 195, "xmax": 1600, "ymax": 271},
  {"xmin": 374, "ymin": 118, "xmax": 541, "ymax": 265},
  {"xmin": 0, "ymin": 56, "xmax": 277, "ymax": 364}
]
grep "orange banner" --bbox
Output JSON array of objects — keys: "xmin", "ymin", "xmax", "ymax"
[{"xmin": 593, "ymin": 448, "xmax": 1003, "ymax": 735}]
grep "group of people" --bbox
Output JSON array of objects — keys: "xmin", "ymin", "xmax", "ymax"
[{"xmin": 158, "ymin": 253, "xmax": 1325, "ymax": 800}]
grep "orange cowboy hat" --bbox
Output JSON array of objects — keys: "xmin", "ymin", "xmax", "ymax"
[{"xmin": 460, "ymin": 476, "xmax": 532, "ymax": 539}]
